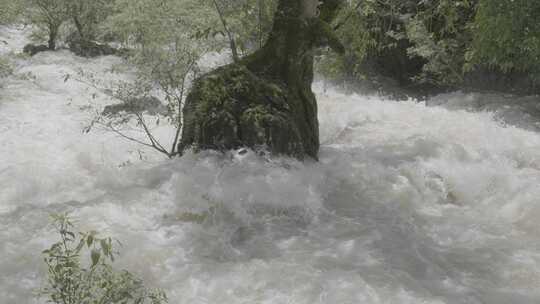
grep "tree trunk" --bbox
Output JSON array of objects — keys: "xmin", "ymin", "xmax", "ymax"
[
  {"xmin": 48, "ymin": 24, "xmax": 58, "ymax": 50},
  {"xmin": 179, "ymin": 0, "xmax": 345, "ymax": 160},
  {"xmin": 73, "ymin": 16, "xmax": 85, "ymax": 40}
]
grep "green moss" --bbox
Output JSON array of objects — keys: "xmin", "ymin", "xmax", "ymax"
[{"xmin": 179, "ymin": 0, "xmax": 345, "ymax": 160}]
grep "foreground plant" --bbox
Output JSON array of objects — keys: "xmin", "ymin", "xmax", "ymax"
[{"xmin": 39, "ymin": 213, "xmax": 167, "ymax": 304}]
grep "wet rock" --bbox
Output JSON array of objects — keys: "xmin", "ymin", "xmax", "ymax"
[
  {"xmin": 102, "ymin": 96, "xmax": 168, "ymax": 116},
  {"xmin": 68, "ymin": 39, "xmax": 117, "ymax": 58},
  {"xmin": 463, "ymin": 66, "xmax": 540, "ymax": 96},
  {"xmin": 22, "ymin": 44, "xmax": 49, "ymax": 56}
]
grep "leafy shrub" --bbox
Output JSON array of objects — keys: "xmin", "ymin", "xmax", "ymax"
[
  {"xmin": 26, "ymin": 0, "xmax": 69, "ymax": 49},
  {"xmin": 318, "ymin": 0, "xmax": 475, "ymax": 86},
  {"xmin": 88, "ymin": 0, "xmax": 209, "ymax": 158},
  {"xmin": 39, "ymin": 213, "xmax": 168, "ymax": 304},
  {"xmin": 65, "ymin": 0, "xmax": 116, "ymax": 41},
  {"xmin": 0, "ymin": 0, "xmax": 25, "ymax": 24},
  {"xmin": 470, "ymin": 0, "xmax": 540, "ymax": 74}
]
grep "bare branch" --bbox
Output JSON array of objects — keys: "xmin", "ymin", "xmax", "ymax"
[
  {"xmin": 135, "ymin": 113, "xmax": 169, "ymax": 155},
  {"xmin": 100, "ymin": 121, "xmax": 155, "ymax": 149},
  {"xmin": 170, "ymin": 59, "xmax": 195, "ymax": 154},
  {"xmin": 211, "ymin": 0, "xmax": 239, "ymax": 62}
]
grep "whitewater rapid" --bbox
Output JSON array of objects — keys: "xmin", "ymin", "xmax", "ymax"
[{"xmin": 1, "ymin": 26, "xmax": 540, "ymax": 304}]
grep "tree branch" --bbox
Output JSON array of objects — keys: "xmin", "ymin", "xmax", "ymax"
[
  {"xmin": 211, "ymin": 0, "xmax": 239, "ymax": 62},
  {"xmin": 98, "ymin": 121, "xmax": 155, "ymax": 149}
]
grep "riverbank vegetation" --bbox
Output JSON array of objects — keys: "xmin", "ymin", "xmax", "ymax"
[
  {"xmin": 2, "ymin": 0, "xmax": 539, "ymax": 96},
  {"xmin": 320, "ymin": 0, "xmax": 540, "ymax": 96}
]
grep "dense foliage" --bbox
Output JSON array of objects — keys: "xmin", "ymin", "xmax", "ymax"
[
  {"xmin": 0, "ymin": 0, "xmax": 25, "ymax": 25},
  {"xmin": 319, "ymin": 0, "xmax": 540, "ymax": 92},
  {"xmin": 4, "ymin": 0, "xmax": 538, "ymax": 92},
  {"xmin": 471, "ymin": 0, "xmax": 540, "ymax": 74},
  {"xmin": 66, "ymin": 0, "xmax": 116, "ymax": 41},
  {"xmin": 26, "ymin": 0, "xmax": 68, "ymax": 49},
  {"xmin": 318, "ymin": 0, "xmax": 476, "ymax": 86}
]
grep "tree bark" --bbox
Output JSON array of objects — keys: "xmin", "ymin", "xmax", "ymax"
[
  {"xmin": 73, "ymin": 16, "xmax": 85, "ymax": 40},
  {"xmin": 179, "ymin": 0, "xmax": 345, "ymax": 160},
  {"xmin": 48, "ymin": 24, "xmax": 58, "ymax": 50}
]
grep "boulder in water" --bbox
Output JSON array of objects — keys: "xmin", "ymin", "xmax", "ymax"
[
  {"xmin": 68, "ymin": 38, "xmax": 116, "ymax": 58},
  {"xmin": 102, "ymin": 96, "xmax": 168, "ymax": 117},
  {"xmin": 22, "ymin": 44, "xmax": 49, "ymax": 56}
]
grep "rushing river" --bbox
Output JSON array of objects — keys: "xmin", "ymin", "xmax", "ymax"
[{"xmin": 1, "ymin": 26, "xmax": 540, "ymax": 304}]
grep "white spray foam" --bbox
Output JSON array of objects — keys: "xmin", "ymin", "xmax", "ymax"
[{"xmin": 1, "ymin": 26, "xmax": 540, "ymax": 304}]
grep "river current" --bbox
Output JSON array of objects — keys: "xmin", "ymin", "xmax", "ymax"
[{"xmin": 1, "ymin": 26, "xmax": 540, "ymax": 304}]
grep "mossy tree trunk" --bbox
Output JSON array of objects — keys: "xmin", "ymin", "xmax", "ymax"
[{"xmin": 179, "ymin": 0, "xmax": 345, "ymax": 160}]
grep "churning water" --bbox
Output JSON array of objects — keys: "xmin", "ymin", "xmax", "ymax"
[{"xmin": 1, "ymin": 26, "xmax": 540, "ymax": 304}]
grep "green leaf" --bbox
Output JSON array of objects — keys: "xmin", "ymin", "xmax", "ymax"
[
  {"xmin": 91, "ymin": 249, "xmax": 100, "ymax": 268},
  {"xmin": 100, "ymin": 239, "xmax": 110, "ymax": 257},
  {"xmin": 87, "ymin": 234, "xmax": 94, "ymax": 247}
]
